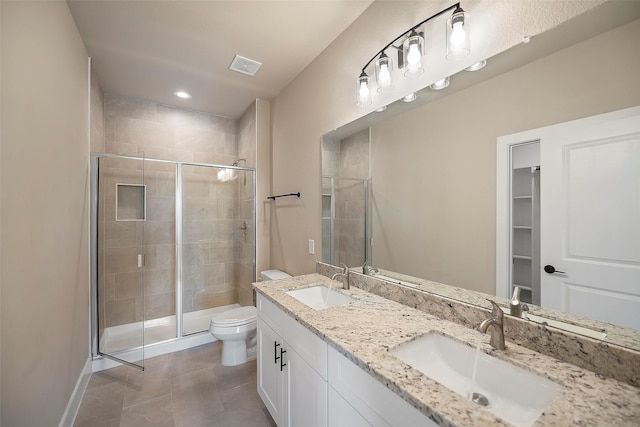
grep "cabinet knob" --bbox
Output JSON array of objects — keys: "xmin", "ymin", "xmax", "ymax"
[
  {"xmin": 544, "ymin": 265, "xmax": 566, "ymax": 274},
  {"xmin": 279, "ymin": 348, "xmax": 287, "ymax": 371}
]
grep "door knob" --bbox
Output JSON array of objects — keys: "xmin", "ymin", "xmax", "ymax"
[{"xmin": 544, "ymin": 265, "xmax": 566, "ymax": 274}]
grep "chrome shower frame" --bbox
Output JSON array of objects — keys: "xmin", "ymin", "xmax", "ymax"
[{"xmin": 90, "ymin": 152, "xmax": 257, "ymax": 368}]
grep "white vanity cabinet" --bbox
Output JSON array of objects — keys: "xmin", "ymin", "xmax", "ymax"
[
  {"xmin": 328, "ymin": 346, "xmax": 437, "ymax": 427},
  {"xmin": 257, "ymin": 294, "xmax": 328, "ymax": 427},
  {"xmin": 257, "ymin": 292, "xmax": 435, "ymax": 427}
]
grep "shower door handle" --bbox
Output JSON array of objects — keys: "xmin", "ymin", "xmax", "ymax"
[{"xmin": 279, "ymin": 348, "xmax": 287, "ymax": 371}]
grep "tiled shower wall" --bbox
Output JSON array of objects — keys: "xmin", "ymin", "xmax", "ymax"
[
  {"xmin": 99, "ymin": 93, "xmax": 255, "ymax": 328},
  {"xmin": 336, "ymin": 129, "xmax": 369, "ymax": 267},
  {"xmin": 321, "ymin": 129, "xmax": 369, "ymax": 267}
]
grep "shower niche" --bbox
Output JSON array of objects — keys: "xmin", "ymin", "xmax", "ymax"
[
  {"xmin": 91, "ymin": 153, "xmax": 256, "ymax": 369},
  {"xmin": 115, "ymin": 183, "xmax": 146, "ymax": 221}
]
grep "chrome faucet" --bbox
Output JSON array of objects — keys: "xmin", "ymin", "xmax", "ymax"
[
  {"xmin": 331, "ymin": 263, "xmax": 350, "ymax": 290},
  {"xmin": 510, "ymin": 286, "xmax": 523, "ymax": 317},
  {"xmin": 478, "ymin": 300, "xmax": 506, "ymax": 350},
  {"xmin": 362, "ymin": 259, "xmax": 378, "ymax": 276},
  {"xmin": 509, "ymin": 286, "xmax": 529, "ymax": 317}
]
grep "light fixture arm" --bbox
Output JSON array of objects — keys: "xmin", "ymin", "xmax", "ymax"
[{"xmin": 359, "ymin": 2, "xmax": 461, "ymax": 74}]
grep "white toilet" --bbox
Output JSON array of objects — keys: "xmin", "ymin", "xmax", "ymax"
[{"xmin": 209, "ymin": 269, "xmax": 291, "ymax": 366}]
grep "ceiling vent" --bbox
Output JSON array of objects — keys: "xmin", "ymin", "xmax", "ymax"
[{"xmin": 229, "ymin": 55, "xmax": 262, "ymax": 76}]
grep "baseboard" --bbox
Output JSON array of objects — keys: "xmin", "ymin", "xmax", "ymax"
[{"xmin": 59, "ymin": 357, "xmax": 92, "ymax": 427}]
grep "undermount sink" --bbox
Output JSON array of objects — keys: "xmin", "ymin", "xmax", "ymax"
[
  {"xmin": 286, "ymin": 285, "xmax": 354, "ymax": 310},
  {"xmin": 390, "ymin": 333, "xmax": 560, "ymax": 427}
]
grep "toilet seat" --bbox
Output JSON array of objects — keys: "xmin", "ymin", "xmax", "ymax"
[{"xmin": 210, "ymin": 306, "xmax": 257, "ymax": 328}]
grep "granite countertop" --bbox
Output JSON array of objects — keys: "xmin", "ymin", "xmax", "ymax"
[{"xmin": 254, "ymin": 273, "xmax": 640, "ymax": 427}]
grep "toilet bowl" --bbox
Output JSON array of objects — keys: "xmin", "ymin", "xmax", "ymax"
[
  {"xmin": 211, "ymin": 269, "xmax": 291, "ymax": 367},
  {"xmin": 210, "ymin": 306, "xmax": 257, "ymax": 366}
]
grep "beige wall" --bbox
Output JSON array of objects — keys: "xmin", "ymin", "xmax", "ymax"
[
  {"xmin": 1, "ymin": 2, "xmax": 90, "ymax": 426},
  {"xmin": 256, "ymin": 99, "xmax": 272, "ymax": 281},
  {"xmin": 270, "ymin": 2, "xmax": 636, "ymax": 280},
  {"xmin": 370, "ymin": 19, "xmax": 640, "ymax": 294}
]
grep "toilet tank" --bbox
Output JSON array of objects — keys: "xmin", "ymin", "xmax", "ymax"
[{"xmin": 260, "ymin": 269, "xmax": 292, "ymax": 281}]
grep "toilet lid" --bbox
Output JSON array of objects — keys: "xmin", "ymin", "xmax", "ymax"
[{"xmin": 211, "ymin": 306, "xmax": 257, "ymax": 326}]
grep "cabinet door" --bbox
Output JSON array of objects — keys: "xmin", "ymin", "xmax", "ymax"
[
  {"xmin": 286, "ymin": 346, "xmax": 328, "ymax": 427},
  {"xmin": 257, "ymin": 318, "xmax": 284, "ymax": 425},
  {"xmin": 328, "ymin": 386, "xmax": 373, "ymax": 427}
]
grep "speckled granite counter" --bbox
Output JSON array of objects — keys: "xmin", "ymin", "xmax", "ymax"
[{"xmin": 254, "ymin": 273, "xmax": 640, "ymax": 427}]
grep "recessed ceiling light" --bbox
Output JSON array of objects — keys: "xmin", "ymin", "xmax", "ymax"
[
  {"xmin": 430, "ymin": 77, "xmax": 450, "ymax": 90},
  {"xmin": 173, "ymin": 91, "xmax": 192, "ymax": 99},
  {"xmin": 375, "ymin": 105, "xmax": 387, "ymax": 112},
  {"xmin": 401, "ymin": 93, "xmax": 417, "ymax": 103},
  {"xmin": 464, "ymin": 60, "xmax": 487, "ymax": 72}
]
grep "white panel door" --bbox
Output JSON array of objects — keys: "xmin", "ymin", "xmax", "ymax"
[{"xmin": 541, "ymin": 107, "xmax": 640, "ymax": 328}]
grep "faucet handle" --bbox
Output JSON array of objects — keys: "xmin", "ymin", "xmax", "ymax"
[
  {"xmin": 486, "ymin": 299, "xmax": 503, "ymax": 319},
  {"xmin": 339, "ymin": 262, "xmax": 349, "ymax": 273}
]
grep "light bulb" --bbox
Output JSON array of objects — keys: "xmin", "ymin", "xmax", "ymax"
[
  {"xmin": 358, "ymin": 81, "xmax": 370, "ymax": 102},
  {"xmin": 450, "ymin": 22, "xmax": 466, "ymax": 47},
  {"xmin": 378, "ymin": 64, "xmax": 391, "ymax": 85},
  {"xmin": 407, "ymin": 43, "xmax": 421, "ymax": 66}
]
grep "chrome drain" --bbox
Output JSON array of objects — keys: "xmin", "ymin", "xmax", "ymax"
[{"xmin": 471, "ymin": 392, "xmax": 489, "ymax": 407}]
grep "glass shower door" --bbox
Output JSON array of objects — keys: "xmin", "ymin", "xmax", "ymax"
[
  {"xmin": 92, "ymin": 152, "xmax": 146, "ymax": 369},
  {"xmin": 180, "ymin": 164, "xmax": 256, "ymax": 335}
]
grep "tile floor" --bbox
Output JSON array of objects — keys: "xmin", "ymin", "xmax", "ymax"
[{"xmin": 73, "ymin": 342, "xmax": 276, "ymax": 427}]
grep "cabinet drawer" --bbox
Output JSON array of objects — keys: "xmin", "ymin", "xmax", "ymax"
[
  {"xmin": 328, "ymin": 346, "xmax": 436, "ymax": 427},
  {"xmin": 257, "ymin": 293, "xmax": 328, "ymax": 380}
]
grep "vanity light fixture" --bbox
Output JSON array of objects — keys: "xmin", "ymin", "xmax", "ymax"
[
  {"xmin": 173, "ymin": 90, "xmax": 192, "ymax": 99},
  {"xmin": 430, "ymin": 77, "xmax": 450, "ymax": 90},
  {"xmin": 375, "ymin": 52, "xmax": 394, "ymax": 91},
  {"xmin": 446, "ymin": 6, "xmax": 470, "ymax": 59},
  {"xmin": 403, "ymin": 30, "xmax": 425, "ymax": 78},
  {"xmin": 356, "ymin": 2, "xmax": 471, "ymax": 106},
  {"xmin": 356, "ymin": 71, "xmax": 372, "ymax": 106}
]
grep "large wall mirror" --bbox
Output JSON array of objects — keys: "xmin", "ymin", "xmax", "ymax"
[{"xmin": 321, "ymin": 2, "xmax": 640, "ymax": 350}]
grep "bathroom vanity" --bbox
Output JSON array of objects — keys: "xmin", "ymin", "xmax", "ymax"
[{"xmin": 254, "ymin": 272, "xmax": 640, "ymax": 427}]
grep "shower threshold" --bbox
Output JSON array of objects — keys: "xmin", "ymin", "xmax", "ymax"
[{"xmin": 100, "ymin": 304, "xmax": 239, "ymax": 354}]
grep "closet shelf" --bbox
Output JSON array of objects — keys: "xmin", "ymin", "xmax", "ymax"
[
  {"xmin": 512, "ymin": 284, "xmax": 533, "ymax": 291},
  {"xmin": 513, "ymin": 255, "xmax": 532, "ymax": 260}
]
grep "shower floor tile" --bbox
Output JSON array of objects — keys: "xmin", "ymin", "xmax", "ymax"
[{"xmin": 73, "ymin": 341, "xmax": 275, "ymax": 427}]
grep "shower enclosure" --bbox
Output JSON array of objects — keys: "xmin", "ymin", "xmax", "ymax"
[
  {"xmin": 322, "ymin": 176, "xmax": 369, "ymax": 268},
  {"xmin": 90, "ymin": 153, "xmax": 256, "ymax": 369}
]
